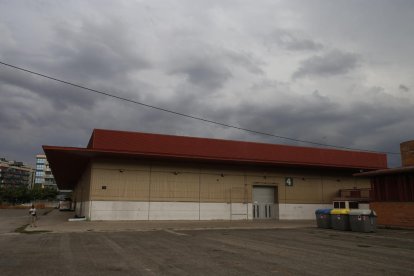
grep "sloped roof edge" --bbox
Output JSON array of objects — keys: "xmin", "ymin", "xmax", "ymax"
[{"xmin": 43, "ymin": 129, "xmax": 388, "ymax": 189}]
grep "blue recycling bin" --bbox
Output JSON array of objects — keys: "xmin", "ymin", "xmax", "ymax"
[{"xmin": 315, "ymin": 209, "xmax": 332, "ymax": 229}]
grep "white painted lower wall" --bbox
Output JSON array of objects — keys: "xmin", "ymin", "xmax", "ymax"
[
  {"xmin": 75, "ymin": 201, "xmax": 90, "ymax": 218},
  {"xmin": 88, "ymin": 201, "xmax": 329, "ymax": 220},
  {"xmin": 279, "ymin": 203, "xmax": 332, "ymax": 220},
  {"xmin": 230, "ymin": 203, "xmax": 252, "ymax": 220},
  {"xmin": 149, "ymin": 202, "xmax": 200, "ymax": 220},
  {"xmin": 89, "ymin": 201, "xmax": 253, "ymax": 221},
  {"xmin": 91, "ymin": 201, "xmax": 149, "ymax": 220}
]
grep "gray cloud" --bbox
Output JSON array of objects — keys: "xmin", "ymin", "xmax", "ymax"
[
  {"xmin": 221, "ymin": 91, "xmax": 412, "ymax": 167},
  {"xmin": 0, "ymin": 67, "xmax": 97, "ymax": 110},
  {"xmin": 293, "ymin": 50, "xmax": 360, "ymax": 79},
  {"xmin": 170, "ymin": 59, "xmax": 232, "ymax": 90},
  {"xmin": 399, "ymin": 84, "xmax": 410, "ymax": 92},
  {"xmin": 0, "ymin": 1, "xmax": 413, "ymax": 169},
  {"xmin": 48, "ymin": 19, "xmax": 150, "ymax": 82},
  {"xmin": 271, "ymin": 29, "xmax": 323, "ymax": 51},
  {"xmin": 167, "ymin": 48, "xmax": 263, "ymax": 91}
]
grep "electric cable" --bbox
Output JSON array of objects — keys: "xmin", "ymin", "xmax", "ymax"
[{"xmin": 0, "ymin": 60, "xmax": 400, "ymax": 155}]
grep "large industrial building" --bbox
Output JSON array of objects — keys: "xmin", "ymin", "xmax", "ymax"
[{"xmin": 44, "ymin": 129, "xmax": 387, "ymax": 221}]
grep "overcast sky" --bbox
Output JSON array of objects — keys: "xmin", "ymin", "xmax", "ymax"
[{"xmin": 0, "ymin": 0, "xmax": 413, "ymax": 167}]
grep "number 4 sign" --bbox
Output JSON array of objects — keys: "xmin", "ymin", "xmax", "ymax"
[{"xmin": 285, "ymin": 177, "xmax": 293, "ymax": 187}]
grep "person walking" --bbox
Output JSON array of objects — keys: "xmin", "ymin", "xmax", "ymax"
[{"xmin": 29, "ymin": 204, "xmax": 37, "ymax": 227}]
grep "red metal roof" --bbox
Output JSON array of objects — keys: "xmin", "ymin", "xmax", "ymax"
[
  {"xmin": 354, "ymin": 165, "xmax": 414, "ymax": 177},
  {"xmin": 88, "ymin": 129, "xmax": 387, "ymax": 169},
  {"xmin": 44, "ymin": 128, "xmax": 388, "ymax": 189}
]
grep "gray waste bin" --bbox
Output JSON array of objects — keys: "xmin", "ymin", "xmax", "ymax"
[
  {"xmin": 349, "ymin": 209, "xmax": 377, "ymax": 233},
  {"xmin": 315, "ymin": 209, "xmax": 332, "ymax": 229},
  {"xmin": 330, "ymin": 209, "xmax": 351, "ymax": 231}
]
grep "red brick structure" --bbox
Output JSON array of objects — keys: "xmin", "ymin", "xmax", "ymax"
[
  {"xmin": 370, "ymin": 202, "xmax": 414, "ymax": 228},
  {"xmin": 356, "ymin": 140, "xmax": 414, "ymax": 228}
]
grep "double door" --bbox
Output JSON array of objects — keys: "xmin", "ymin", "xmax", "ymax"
[{"xmin": 252, "ymin": 186, "xmax": 278, "ymax": 219}]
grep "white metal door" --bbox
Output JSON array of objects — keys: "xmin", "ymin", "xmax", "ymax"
[{"xmin": 252, "ymin": 186, "xmax": 278, "ymax": 219}]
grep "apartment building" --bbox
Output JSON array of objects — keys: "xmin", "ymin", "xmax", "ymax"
[
  {"xmin": 0, "ymin": 157, "xmax": 34, "ymax": 187},
  {"xmin": 34, "ymin": 154, "xmax": 57, "ymax": 189}
]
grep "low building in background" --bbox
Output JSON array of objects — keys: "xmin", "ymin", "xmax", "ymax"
[
  {"xmin": 43, "ymin": 129, "xmax": 387, "ymax": 221},
  {"xmin": 34, "ymin": 154, "xmax": 57, "ymax": 189},
  {"xmin": 356, "ymin": 140, "xmax": 414, "ymax": 228},
  {"xmin": 0, "ymin": 157, "xmax": 34, "ymax": 187}
]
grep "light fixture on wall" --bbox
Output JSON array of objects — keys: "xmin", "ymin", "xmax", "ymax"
[
  {"xmin": 173, "ymin": 171, "xmax": 179, "ymax": 175},
  {"xmin": 119, "ymin": 169, "xmax": 124, "ymax": 173},
  {"xmin": 221, "ymin": 173, "xmax": 224, "ymax": 177}
]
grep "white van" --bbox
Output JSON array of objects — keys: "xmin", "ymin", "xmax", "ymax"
[{"xmin": 58, "ymin": 198, "xmax": 72, "ymax": 211}]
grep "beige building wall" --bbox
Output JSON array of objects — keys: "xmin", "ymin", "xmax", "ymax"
[
  {"xmin": 73, "ymin": 163, "xmax": 92, "ymax": 217},
  {"xmin": 80, "ymin": 158, "xmax": 370, "ymax": 220}
]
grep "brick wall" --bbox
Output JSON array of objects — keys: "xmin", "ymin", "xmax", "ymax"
[{"xmin": 370, "ymin": 202, "xmax": 414, "ymax": 228}]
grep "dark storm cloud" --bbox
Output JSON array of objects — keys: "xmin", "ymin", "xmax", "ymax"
[
  {"xmin": 0, "ymin": 1, "xmax": 413, "ymax": 168},
  {"xmin": 271, "ymin": 29, "xmax": 323, "ymax": 51},
  {"xmin": 0, "ymin": 67, "xmax": 96, "ymax": 110},
  {"xmin": 399, "ymin": 84, "xmax": 410, "ymax": 92},
  {"xmin": 48, "ymin": 19, "xmax": 150, "ymax": 82},
  {"xmin": 227, "ymin": 53, "xmax": 264, "ymax": 75},
  {"xmin": 0, "ymin": 17, "xmax": 153, "ymax": 114},
  {"xmin": 225, "ymin": 93, "xmax": 412, "ymax": 160},
  {"xmin": 170, "ymin": 60, "xmax": 232, "ymax": 90},
  {"xmin": 167, "ymin": 48, "xmax": 263, "ymax": 90},
  {"xmin": 293, "ymin": 50, "xmax": 360, "ymax": 79}
]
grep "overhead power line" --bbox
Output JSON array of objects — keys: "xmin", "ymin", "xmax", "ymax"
[{"xmin": 0, "ymin": 60, "xmax": 400, "ymax": 155}]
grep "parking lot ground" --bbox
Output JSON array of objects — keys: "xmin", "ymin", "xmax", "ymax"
[
  {"xmin": 22, "ymin": 209, "xmax": 315, "ymax": 233},
  {"xmin": 1, "ymin": 209, "xmax": 414, "ymax": 275},
  {"xmin": 0, "ymin": 209, "xmax": 29, "ymax": 234}
]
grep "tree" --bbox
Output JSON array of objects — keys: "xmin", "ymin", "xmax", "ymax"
[{"xmin": 0, "ymin": 185, "xmax": 58, "ymax": 204}]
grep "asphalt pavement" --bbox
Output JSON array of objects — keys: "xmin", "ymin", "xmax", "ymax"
[
  {"xmin": 0, "ymin": 208, "xmax": 32, "ymax": 234},
  {"xmin": 23, "ymin": 208, "xmax": 316, "ymax": 233},
  {"xmin": 1, "ymin": 208, "xmax": 414, "ymax": 275}
]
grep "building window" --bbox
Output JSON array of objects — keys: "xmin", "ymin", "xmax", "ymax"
[
  {"xmin": 349, "ymin": 202, "xmax": 359, "ymax": 209},
  {"xmin": 35, "ymin": 171, "xmax": 44, "ymax": 177},
  {"xmin": 35, "ymin": 177, "xmax": 43, "ymax": 184},
  {"xmin": 333, "ymin": 201, "xmax": 346, "ymax": 209},
  {"xmin": 37, "ymin": 158, "xmax": 46, "ymax": 164},
  {"xmin": 36, "ymin": 164, "xmax": 45, "ymax": 170}
]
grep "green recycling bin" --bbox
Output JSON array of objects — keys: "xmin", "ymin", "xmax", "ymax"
[
  {"xmin": 349, "ymin": 209, "xmax": 377, "ymax": 233},
  {"xmin": 315, "ymin": 209, "xmax": 332, "ymax": 229},
  {"xmin": 330, "ymin": 209, "xmax": 350, "ymax": 231}
]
